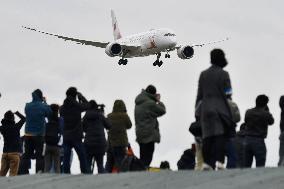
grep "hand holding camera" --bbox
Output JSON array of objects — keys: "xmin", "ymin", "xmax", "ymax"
[{"xmin": 155, "ymin": 93, "xmax": 161, "ymax": 102}]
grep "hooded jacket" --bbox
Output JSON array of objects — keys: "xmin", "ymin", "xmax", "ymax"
[
  {"xmin": 135, "ymin": 90, "xmax": 166, "ymax": 144},
  {"xmin": 60, "ymin": 96, "xmax": 89, "ymax": 141},
  {"xmin": 107, "ymin": 100, "xmax": 132, "ymax": 147},
  {"xmin": 25, "ymin": 91, "xmax": 52, "ymax": 136},
  {"xmin": 0, "ymin": 112, "xmax": 26, "ymax": 153},
  {"xmin": 83, "ymin": 109, "xmax": 111, "ymax": 151}
]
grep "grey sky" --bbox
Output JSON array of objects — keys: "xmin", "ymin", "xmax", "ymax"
[{"xmin": 0, "ymin": 0, "xmax": 283, "ymax": 172}]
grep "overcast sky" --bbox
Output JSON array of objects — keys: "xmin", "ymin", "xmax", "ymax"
[{"xmin": 0, "ymin": 0, "xmax": 283, "ymax": 173}]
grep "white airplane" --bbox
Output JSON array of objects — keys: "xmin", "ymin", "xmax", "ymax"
[{"xmin": 23, "ymin": 10, "xmax": 228, "ymax": 67}]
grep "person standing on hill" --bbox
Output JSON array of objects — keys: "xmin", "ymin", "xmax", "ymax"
[
  {"xmin": 0, "ymin": 111, "xmax": 26, "ymax": 176},
  {"xmin": 243, "ymin": 95, "xmax": 274, "ymax": 168},
  {"xmin": 135, "ymin": 85, "xmax": 166, "ymax": 168},
  {"xmin": 22, "ymin": 89, "xmax": 52, "ymax": 173},
  {"xmin": 60, "ymin": 87, "xmax": 90, "ymax": 174},
  {"xmin": 279, "ymin": 96, "xmax": 284, "ymax": 166},
  {"xmin": 83, "ymin": 100, "xmax": 111, "ymax": 173},
  {"xmin": 195, "ymin": 49, "xmax": 233, "ymax": 170},
  {"xmin": 107, "ymin": 100, "xmax": 132, "ymax": 172},
  {"xmin": 44, "ymin": 104, "xmax": 63, "ymax": 173}
]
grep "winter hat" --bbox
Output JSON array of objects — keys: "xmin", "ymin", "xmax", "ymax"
[
  {"xmin": 66, "ymin": 87, "xmax": 77, "ymax": 97},
  {"xmin": 256, "ymin": 94, "xmax": 269, "ymax": 108},
  {"xmin": 89, "ymin": 100, "xmax": 98, "ymax": 110},
  {"xmin": 33, "ymin": 89, "xmax": 43, "ymax": 100},
  {"xmin": 146, "ymin": 85, "xmax": 157, "ymax": 95},
  {"xmin": 4, "ymin": 110, "xmax": 14, "ymax": 121},
  {"xmin": 210, "ymin": 49, "xmax": 228, "ymax": 68}
]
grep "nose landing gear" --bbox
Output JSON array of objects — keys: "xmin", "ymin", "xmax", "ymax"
[
  {"xmin": 118, "ymin": 59, "xmax": 128, "ymax": 65},
  {"xmin": 165, "ymin": 52, "xmax": 170, "ymax": 58}
]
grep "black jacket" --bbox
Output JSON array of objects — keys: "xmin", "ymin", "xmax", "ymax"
[
  {"xmin": 244, "ymin": 107, "xmax": 274, "ymax": 138},
  {"xmin": 0, "ymin": 112, "xmax": 26, "ymax": 153},
  {"xmin": 60, "ymin": 96, "xmax": 89, "ymax": 141},
  {"xmin": 177, "ymin": 149, "xmax": 195, "ymax": 170},
  {"xmin": 83, "ymin": 109, "xmax": 111, "ymax": 149}
]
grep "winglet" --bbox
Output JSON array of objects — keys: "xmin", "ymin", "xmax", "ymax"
[{"xmin": 111, "ymin": 9, "xmax": 122, "ymax": 40}]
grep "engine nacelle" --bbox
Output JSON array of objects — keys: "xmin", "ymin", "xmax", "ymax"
[
  {"xmin": 105, "ymin": 43, "xmax": 122, "ymax": 57},
  {"xmin": 177, "ymin": 46, "xmax": 194, "ymax": 59}
]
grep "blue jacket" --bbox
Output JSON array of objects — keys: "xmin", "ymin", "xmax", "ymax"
[{"xmin": 25, "ymin": 91, "xmax": 52, "ymax": 136}]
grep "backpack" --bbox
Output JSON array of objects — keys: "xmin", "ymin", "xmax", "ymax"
[
  {"xmin": 45, "ymin": 119, "xmax": 61, "ymax": 146},
  {"xmin": 119, "ymin": 146, "xmax": 146, "ymax": 172}
]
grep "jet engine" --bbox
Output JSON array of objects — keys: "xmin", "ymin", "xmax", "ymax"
[
  {"xmin": 177, "ymin": 46, "xmax": 194, "ymax": 59},
  {"xmin": 105, "ymin": 43, "xmax": 122, "ymax": 57}
]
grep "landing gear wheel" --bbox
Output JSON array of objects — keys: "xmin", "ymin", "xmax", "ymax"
[
  {"xmin": 118, "ymin": 59, "xmax": 128, "ymax": 65},
  {"xmin": 165, "ymin": 54, "xmax": 170, "ymax": 58},
  {"xmin": 123, "ymin": 59, "xmax": 128, "ymax": 65},
  {"xmin": 153, "ymin": 60, "xmax": 158, "ymax": 66},
  {"xmin": 158, "ymin": 61, "xmax": 163, "ymax": 67},
  {"xmin": 118, "ymin": 59, "xmax": 122, "ymax": 65}
]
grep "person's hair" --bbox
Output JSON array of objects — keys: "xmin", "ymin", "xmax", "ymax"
[
  {"xmin": 89, "ymin": 100, "xmax": 98, "ymax": 110},
  {"xmin": 33, "ymin": 89, "xmax": 43, "ymax": 100},
  {"xmin": 50, "ymin": 104, "xmax": 60, "ymax": 118},
  {"xmin": 66, "ymin": 87, "xmax": 77, "ymax": 97},
  {"xmin": 113, "ymin": 99, "xmax": 127, "ymax": 113},
  {"xmin": 256, "ymin": 94, "xmax": 269, "ymax": 108},
  {"xmin": 210, "ymin": 49, "xmax": 228, "ymax": 68},
  {"xmin": 146, "ymin": 85, "xmax": 156, "ymax": 95},
  {"xmin": 4, "ymin": 110, "xmax": 14, "ymax": 121}
]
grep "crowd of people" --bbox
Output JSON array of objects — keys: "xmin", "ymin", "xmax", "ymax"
[
  {"xmin": 0, "ymin": 48, "xmax": 283, "ymax": 177},
  {"xmin": 0, "ymin": 84, "xmax": 166, "ymax": 176}
]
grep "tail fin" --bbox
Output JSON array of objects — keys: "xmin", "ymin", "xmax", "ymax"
[{"xmin": 111, "ymin": 10, "xmax": 122, "ymax": 40}]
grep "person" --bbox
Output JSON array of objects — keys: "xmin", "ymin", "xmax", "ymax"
[
  {"xmin": 279, "ymin": 96, "xmax": 284, "ymax": 166},
  {"xmin": 177, "ymin": 146, "xmax": 196, "ymax": 170},
  {"xmin": 160, "ymin": 161, "xmax": 170, "ymax": 170},
  {"xmin": 135, "ymin": 85, "xmax": 166, "ymax": 167},
  {"xmin": 195, "ymin": 49, "xmax": 233, "ymax": 170},
  {"xmin": 44, "ymin": 104, "xmax": 63, "ymax": 173},
  {"xmin": 107, "ymin": 100, "xmax": 132, "ymax": 172},
  {"xmin": 0, "ymin": 111, "xmax": 26, "ymax": 176},
  {"xmin": 225, "ymin": 95, "xmax": 241, "ymax": 169},
  {"xmin": 83, "ymin": 100, "xmax": 111, "ymax": 174},
  {"xmin": 190, "ymin": 101, "xmax": 203, "ymax": 170},
  {"xmin": 60, "ymin": 87, "xmax": 90, "ymax": 174},
  {"xmin": 22, "ymin": 89, "xmax": 52, "ymax": 173},
  {"xmin": 234, "ymin": 123, "xmax": 246, "ymax": 168},
  {"xmin": 243, "ymin": 95, "xmax": 274, "ymax": 168}
]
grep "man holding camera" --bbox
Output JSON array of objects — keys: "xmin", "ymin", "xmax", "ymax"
[
  {"xmin": 243, "ymin": 94, "xmax": 274, "ymax": 167},
  {"xmin": 135, "ymin": 85, "xmax": 166, "ymax": 168},
  {"xmin": 60, "ymin": 87, "xmax": 90, "ymax": 174},
  {"xmin": 22, "ymin": 89, "xmax": 52, "ymax": 173}
]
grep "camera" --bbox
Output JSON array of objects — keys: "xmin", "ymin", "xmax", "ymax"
[{"xmin": 98, "ymin": 104, "xmax": 105, "ymax": 113}]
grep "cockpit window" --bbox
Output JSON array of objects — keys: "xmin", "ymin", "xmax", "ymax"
[{"xmin": 164, "ymin": 33, "xmax": 176, "ymax": 36}]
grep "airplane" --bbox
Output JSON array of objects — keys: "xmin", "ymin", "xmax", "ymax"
[{"xmin": 23, "ymin": 10, "xmax": 228, "ymax": 67}]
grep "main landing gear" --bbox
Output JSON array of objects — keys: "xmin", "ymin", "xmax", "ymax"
[
  {"xmin": 153, "ymin": 53, "xmax": 163, "ymax": 67},
  {"xmin": 118, "ymin": 58, "xmax": 128, "ymax": 65}
]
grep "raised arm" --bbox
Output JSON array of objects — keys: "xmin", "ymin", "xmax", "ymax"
[{"xmin": 15, "ymin": 111, "xmax": 26, "ymax": 128}]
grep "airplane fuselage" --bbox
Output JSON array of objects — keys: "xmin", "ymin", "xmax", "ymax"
[{"xmin": 116, "ymin": 28, "xmax": 177, "ymax": 58}]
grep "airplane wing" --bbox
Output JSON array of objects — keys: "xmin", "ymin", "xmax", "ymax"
[
  {"xmin": 22, "ymin": 26, "xmax": 109, "ymax": 48},
  {"xmin": 176, "ymin": 37, "xmax": 229, "ymax": 48}
]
